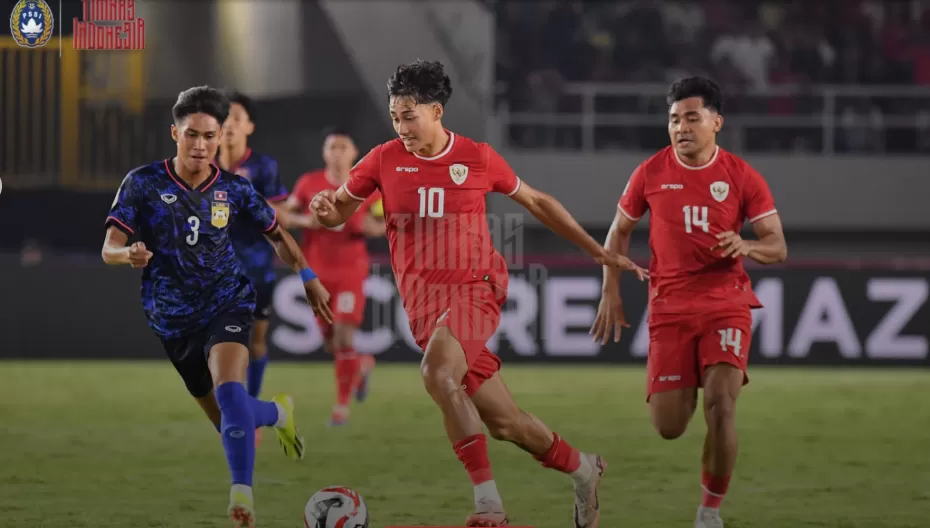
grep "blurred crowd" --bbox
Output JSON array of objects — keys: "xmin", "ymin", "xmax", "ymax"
[{"xmin": 493, "ymin": 0, "xmax": 930, "ymax": 153}]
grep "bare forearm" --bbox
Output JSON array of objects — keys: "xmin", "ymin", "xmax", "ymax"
[
  {"xmin": 747, "ymin": 233, "xmax": 787, "ymax": 265},
  {"xmin": 101, "ymin": 245, "xmax": 131, "ymax": 265},
  {"xmin": 602, "ymin": 228, "xmax": 630, "ymax": 294},
  {"xmin": 526, "ymin": 194, "xmax": 603, "ymax": 258},
  {"xmin": 267, "ymin": 228, "xmax": 310, "ymax": 272}
]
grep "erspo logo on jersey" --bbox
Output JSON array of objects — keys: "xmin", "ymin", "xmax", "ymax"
[{"xmin": 73, "ymin": 0, "xmax": 145, "ymax": 50}]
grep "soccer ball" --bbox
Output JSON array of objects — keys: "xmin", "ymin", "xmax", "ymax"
[{"xmin": 304, "ymin": 486, "xmax": 369, "ymax": 528}]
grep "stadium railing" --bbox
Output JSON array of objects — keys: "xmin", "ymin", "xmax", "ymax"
[
  {"xmin": 492, "ymin": 82, "xmax": 930, "ymax": 155},
  {"xmin": 0, "ymin": 36, "xmax": 145, "ymax": 191}
]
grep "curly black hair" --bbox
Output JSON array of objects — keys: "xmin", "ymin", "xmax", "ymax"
[
  {"xmin": 223, "ymin": 89, "xmax": 255, "ymax": 121},
  {"xmin": 666, "ymin": 76, "xmax": 723, "ymax": 114},
  {"xmin": 386, "ymin": 60, "xmax": 453, "ymax": 106},
  {"xmin": 172, "ymin": 86, "xmax": 230, "ymax": 124}
]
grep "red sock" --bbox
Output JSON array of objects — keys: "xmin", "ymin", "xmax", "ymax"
[
  {"xmin": 333, "ymin": 349, "xmax": 360, "ymax": 407},
  {"xmin": 453, "ymin": 434, "xmax": 494, "ymax": 485},
  {"xmin": 534, "ymin": 433, "xmax": 581, "ymax": 473},
  {"xmin": 701, "ymin": 471, "xmax": 731, "ymax": 509}
]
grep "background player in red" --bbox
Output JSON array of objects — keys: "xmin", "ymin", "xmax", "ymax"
[
  {"xmin": 309, "ymin": 60, "xmax": 647, "ymax": 528},
  {"xmin": 287, "ymin": 128, "xmax": 386, "ymax": 426},
  {"xmin": 591, "ymin": 77, "xmax": 788, "ymax": 528}
]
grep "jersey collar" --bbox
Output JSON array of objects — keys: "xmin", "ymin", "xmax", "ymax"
[
  {"xmin": 164, "ymin": 158, "xmax": 220, "ymax": 192},
  {"xmin": 217, "ymin": 147, "xmax": 252, "ymax": 173}
]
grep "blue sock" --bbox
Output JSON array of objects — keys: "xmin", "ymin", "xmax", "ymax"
[
  {"xmin": 249, "ymin": 396, "xmax": 280, "ymax": 428},
  {"xmin": 215, "ymin": 382, "xmax": 255, "ymax": 487},
  {"xmin": 247, "ymin": 355, "xmax": 268, "ymax": 398}
]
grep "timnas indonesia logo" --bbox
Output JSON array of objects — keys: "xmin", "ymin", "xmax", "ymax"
[{"xmin": 72, "ymin": 0, "xmax": 145, "ymax": 50}]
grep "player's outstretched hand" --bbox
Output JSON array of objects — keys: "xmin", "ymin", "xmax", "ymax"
[
  {"xmin": 596, "ymin": 250, "xmax": 649, "ymax": 281},
  {"xmin": 304, "ymin": 278, "xmax": 334, "ymax": 324},
  {"xmin": 590, "ymin": 292, "xmax": 629, "ymax": 344},
  {"xmin": 310, "ymin": 189, "xmax": 338, "ymax": 218},
  {"xmin": 711, "ymin": 231, "xmax": 753, "ymax": 258},
  {"xmin": 127, "ymin": 241, "xmax": 152, "ymax": 269}
]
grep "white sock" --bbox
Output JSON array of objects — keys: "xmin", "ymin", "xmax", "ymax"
[
  {"xmin": 474, "ymin": 480, "xmax": 503, "ymax": 511},
  {"xmin": 570, "ymin": 454, "xmax": 594, "ymax": 486},
  {"xmin": 230, "ymin": 483, "xmax": 253, "ymax": 502},
  {"xmin": 274, "ymin": 402, "xmax": 287, "ymax": 428}
]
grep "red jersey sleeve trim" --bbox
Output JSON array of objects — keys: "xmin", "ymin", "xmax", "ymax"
[
  {"xmin": 105, "ymin": 216, "xmax": 134, "ymax": 235},
  {"xmin": 506, "ymin": 177, "xmax": 522, "ymax": 196},
  {"xmin": 749, "ymin": 209, "xmax": 777, "ymax": 223},
  {"xmin": 341, "ymin": 183, "xmax": 365, "ymax": 202},
  {"xmin": 262, "ymin": 212, "xmax": 279, "ymax": 233},
  {"xmin": 618, "ymin": 205, "xmax": 642, "ymax": 222}
]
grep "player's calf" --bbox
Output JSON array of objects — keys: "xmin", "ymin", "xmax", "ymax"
[{"xmin": 698, "ymin": 364, "xmax": 743, "ymax": 518}]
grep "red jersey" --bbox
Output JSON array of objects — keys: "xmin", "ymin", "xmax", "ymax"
[
  {"xmin": 342, "ymin": 132, "xmax": 521, "ymax": 320},
  {"xmin": 619, "ymin": 146, "xmax": 777, "ymax": 314},
  {"xmin": 291, "ymin": 169, "xmax": 380, "ymax": 278}
]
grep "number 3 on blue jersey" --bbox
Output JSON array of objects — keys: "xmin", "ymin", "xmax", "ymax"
[{"xmin": 186, "ymin": 216, "xmax": 200, "ymax": 246}]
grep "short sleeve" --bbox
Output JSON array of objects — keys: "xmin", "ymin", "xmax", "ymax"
[
  {"xmin": 343, "ymin": 145, "xmax": 382, "ymax": 201},
  {"xmin": 239, "ymin": 180, "xmax": 279, "ymax": 233},
  {"xmin": 618, "ymin": 164, "xmax": 648, "ymax": 221},
  {"xmin": 254, "ymin": 159, "xmax": 288, "ymax": 202},
  {"xmin": 484, "ymin": 144, "xmax": 521, "ymax": 196},
  {"xmin": 742, "ymin": 165, "xmax": 777, "ymax": 223},
  {"xmin": 105, "ymin": 172, "xmax": 142, "ymax": 235}
]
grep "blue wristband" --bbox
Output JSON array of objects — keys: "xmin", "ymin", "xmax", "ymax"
[{"xmin": 299, "ymin": 267, "xmax": 317, "ymax": 282}]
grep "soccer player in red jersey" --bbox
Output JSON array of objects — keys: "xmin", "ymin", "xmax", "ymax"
[
  {"xmin": 287, "ymin": 128, "xmax": 386, "ymax": 426},
  {"xmin": 309, "ymin": 60, "xmax": 647, "ymax": 528},
  {"xmin": 591, "ymin": 77, "xmax": 788, "ymax": 528}
]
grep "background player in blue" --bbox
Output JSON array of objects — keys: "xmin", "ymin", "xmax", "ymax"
[
  {"xmin": 101, "ymin": 86, "xmax": 334, "ymax": 528},
  {"xmin": 216, "ymin": 91, "xmax": 310, "ymax": 426}
]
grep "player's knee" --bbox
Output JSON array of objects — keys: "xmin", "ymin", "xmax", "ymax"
[
  {"xmin": 654, "ymin": 419, "xmax": 689, "ymax": 440},
  {"xmin": 249, "ymin": 341, "xmax": 267, "ymax": 360},
  {"xmin": 703, "ymin": 394, "xmax": 736, "ymax": 425},
  {"xmin": 419, "ymin": 360, "xmax": 463, "ymax": 395}
]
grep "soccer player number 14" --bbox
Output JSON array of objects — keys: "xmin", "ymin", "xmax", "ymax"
[{"xmin": 683, "ymin": 205, "xmax": 709, "ymax": 233}]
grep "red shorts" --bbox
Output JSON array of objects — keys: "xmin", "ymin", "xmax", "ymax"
[
  {"xmin": 646, "ymin": 307, "xmax": 753, "ymax": 399},
  {"xmin": 407, "ymin": 282, "xmax": 503, "ymax": 397},
  {"xmin": 315, "ymin": 275, "xmax": 367, "ymax": 338}
]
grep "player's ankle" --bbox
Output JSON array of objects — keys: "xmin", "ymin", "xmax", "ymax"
[
  {"xmin": 230, "ymin": 483, "xmax": 253, "ymax": 501},
  {"xmin": 273, "ymin": 402, "xmax": 287, "ymax": 428},
  {"xmin": 700, "ymin": 471, "xmax": 730, "ymax": 509},
  {"xmin": 474, "ymin": 480, "xmax": 503, "ymax": 511},
  {"xmin": 569, "ymin": 453, "xmax": 594, "ymax": 485}
]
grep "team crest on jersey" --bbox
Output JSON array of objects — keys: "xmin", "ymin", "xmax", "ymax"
[
  {"xmin": 213, "ymin": 190, "xmax": 227, "ymax": 201},
  {"xmin": 160, "ymin": 194, "xmax": 177, "ymax": 204},
  {"xmin": 710, "ymin": 181, "xmax": 730, "ymax": 202},
  {"xmin": 450, "ymin": 164, "xmax": 468, "ymax": 185},
  {"xmin": 211, "ymin": 202, "xmax": 230, "ymax": 228}
]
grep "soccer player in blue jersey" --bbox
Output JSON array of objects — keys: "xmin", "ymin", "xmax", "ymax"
[
  {"xmin": 101, "ymin": 86, "xmax": 333, "ymax": 528},
  {"xmin": 216, "ymin": 91, "xmax": 310, "ymax": 432}
]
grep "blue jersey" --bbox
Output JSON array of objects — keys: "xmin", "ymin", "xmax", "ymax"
[
  {"xmin": 223, "ymin": 149, "xmax": 288, "ymax": 287},
  {"xmin": 105, "ymin": 159, "xmax": 280, "ymax": 339}
]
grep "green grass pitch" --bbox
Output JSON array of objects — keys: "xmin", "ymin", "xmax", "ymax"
[{"xmin": 0, "ymin": 362, "xmax": 928, "ymax": 527}]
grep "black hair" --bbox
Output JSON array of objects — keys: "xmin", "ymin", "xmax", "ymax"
[
  {"xmin": 171, "ymin": 86, "xmax": 230, "ymax": 124},
  {"xmin": 386, "ymin": 60, "xmax": 453, "ymax": 106},
  {"xmin": 666, "ymin": 76, "xmax": 723, "ymax": 114},
  {"xmin": 223, "ymin": 89, "xmax": 255, "ymax": 121},
  {"xmin": 321, "ymin": 126, "xmax": 353, "ymax": 139}
]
